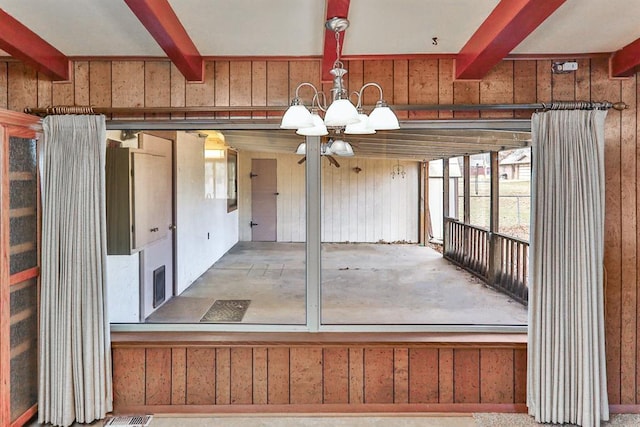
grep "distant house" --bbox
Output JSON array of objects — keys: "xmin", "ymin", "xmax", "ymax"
[{"xmin": 499, "ymin": 148, "xmax": 531, "ymax": 180}]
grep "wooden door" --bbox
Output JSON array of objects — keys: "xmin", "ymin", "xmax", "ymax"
[
  {"xmin": 251, "ymin": 159, "xmax": 277, "ymax": 241},
  {"xmin": 138, "ymin": 133, "xmax": 174, "ymax": 319}
]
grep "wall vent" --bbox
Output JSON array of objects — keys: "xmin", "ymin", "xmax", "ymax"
[{"xmin": 153, "ymin": 265, "xmax": 166, "ymax": 308}]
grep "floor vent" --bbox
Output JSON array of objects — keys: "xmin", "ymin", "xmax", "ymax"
[{"xmin": 105, "ymin": 415, "xmax": 153, "ymax": 426}]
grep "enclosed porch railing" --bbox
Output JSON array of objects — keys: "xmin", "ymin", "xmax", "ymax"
[{"xmin": 443, "ymin": 217, "xmax": 529, "ymax": 305}]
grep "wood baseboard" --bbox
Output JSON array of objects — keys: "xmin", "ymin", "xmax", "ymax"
[
  {"xmin": 114, "ymin": 403, "xmax": 529, "ymax": 415},
  {"xmin": 610, "ymin": 404, "xmax": 640, "ymax": 414}
]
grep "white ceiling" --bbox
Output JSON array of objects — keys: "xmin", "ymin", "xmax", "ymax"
[
  {"xmin": 1, "ymin": 0, "xmax": 639, "ymax": 58},
  {"xmin": 512, "ymin": 0, "xmax": 640, "ymax": 54}
]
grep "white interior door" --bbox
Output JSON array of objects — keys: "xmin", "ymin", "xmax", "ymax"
[{"xmin": 138, "ymin": 133, "xmax": 174, "ymax": 320}]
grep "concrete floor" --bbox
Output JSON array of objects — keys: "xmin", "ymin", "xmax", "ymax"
[
  {"xmin": 147, "ymin": 242, "xmax": 528, "ymax": 325},
  {"xmin": 30, "ymin": 413, "xmax": 640, "ymax": 426}
]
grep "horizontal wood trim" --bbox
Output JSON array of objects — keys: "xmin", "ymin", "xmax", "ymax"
[
  {"xmin": 610, "ymin": 404, "xmax": 640, "ymax": 414},
  {"xmin": 9, "ymin": 242, "xmax": 35, "ymax": 256},
  {"xmin": 8, "ymin": 207, "xmax": 35, "ymax": 218},
  {"xmin": 9, "ymin": 339, "xmax": 33, "ymax": 359},
  {"xmin": 8, "ymin": 172, "xmax": 35, "ymax": 181},
  {"xmin": 25, "ymin": 53, "xmax": 611, "ymax": 62},
  {"xmin": 0, "ymin": 109, "xmax": 41, "ymax": 129},
  {"xmin": 9, "ymin": 267, "xmax": 39, "ymax": 286},
  {"xmin": 111, "ymin": 332, "xmax": 527, "ymax": 348},
  {"xmin": 9, "ymin": 404, "xmax": 37, "ymax": 427},
  {"xmin": 9, "ymin": 307, "xmax": 34, "ymax": 326},
  {"xmin": 113, "ymin": 403, "xmax": 528, "ymax": 415},
  {"xmin": 8, "ymin": 279, "xmax": 34, "ymax": 293}
]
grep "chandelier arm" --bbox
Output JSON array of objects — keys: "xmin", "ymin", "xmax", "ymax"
[
  {"xmin": 315, "ymin": 91, "xmax": 328, "ymax": 112},
  {"xmin": 294, "ymin": 82, "xmax": 319, "ymax": 99},
  {"xmin": 293, "ymin": 82, "xmax": 330, "ymax": 112},
  {"xmin": 358, "ymin": 82, "xmax": 385, "ymax": 103},
  {"xmin": 350, "ymin": 91, "xmax": 363, "ymax": 109}
]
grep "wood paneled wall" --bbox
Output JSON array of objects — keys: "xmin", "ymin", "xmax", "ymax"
[
  {"xmin": 0, "ymin": 57, "xmax": 637, "ymax": 409},
  {"xmin": 112, "ymin": 338, "xmax": 526, "ymax": 413}
]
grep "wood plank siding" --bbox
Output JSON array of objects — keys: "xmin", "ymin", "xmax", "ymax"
[
  {"xmin": 111, "ymin": 336, "xmax": 527, "ymax": 413},
  {"xmin": 238, "ymin": 151, "xmax": 420, "ymax": 243},
  {"xmin": 1, "ymin": 57, "xmax": 637, "ymax": 411}
]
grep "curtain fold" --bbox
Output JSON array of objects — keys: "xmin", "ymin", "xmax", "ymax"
[
  {"xmin": 527, "ymin": 109, "xmax": 608, "ymax": 427},
  {"xmin": 38, "ymin": 115, "xmax": 112, "ymax": 427}
]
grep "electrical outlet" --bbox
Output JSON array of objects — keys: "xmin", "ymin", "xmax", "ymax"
[{"xmin": 551, "ymin": 61, "xmax": 578, "ymax": 74}]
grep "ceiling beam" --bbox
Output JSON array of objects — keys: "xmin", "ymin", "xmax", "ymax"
[
  {"xmin": 321, "ymin": 0, "xmax": 350, "ymax": 82},
  {"xmin": 0, "ymin": 9, "xmax": 70, "ymax": 80},
  {"xmin": 125, "ymin": 0, "xmax": 203, "ymax": 81},
  {"xmin": 610, "ymin": 37, "xmax": 640, "ymax": 77},
  {"xmin": 455, "ymin": 0, "xmax": 566, "ymax": 80}
]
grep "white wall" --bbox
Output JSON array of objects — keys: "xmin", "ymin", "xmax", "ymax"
[
  {"xmin": 175, "ymin": 132, "xmax": 239, "ymax": 294},
  {"xmin": 107, "ymin": 130, "xmax": 239, "ymax": 321},
  {"xmin": 239, "ymin": 151, "xmax": 420, "ymax": 243},
  {"xmin": 107, "ymin": 255, "xmax": 140, "ymax": 322},
  {"xmin": 106, "ymin": 130, "xmax": 140, "ymax": 323}
]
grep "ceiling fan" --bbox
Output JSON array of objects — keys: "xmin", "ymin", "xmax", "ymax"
[
  {"xmin": 296, "ymin": 137, "xmax": 356, "ymax": 168},
  {"xmin": 297, "ymin": 154, "xmax": 341, "ymax": 168}
]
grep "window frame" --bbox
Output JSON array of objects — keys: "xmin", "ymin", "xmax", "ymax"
[
  {"xmin": 226, "ymin": 149, "xmax": 238, "ymax": 212},
  {"xmin": 107, "ymin": 119, "xmax": 530, "ymax": 335}
]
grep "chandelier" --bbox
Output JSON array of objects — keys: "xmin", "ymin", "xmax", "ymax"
[
  {"xmin": 280, "ymin": 18, "xmax": 400, "ymax": 137},
  {"xmin": 295, "ymin": 138, "xmax": 354, "ymax": 157}
]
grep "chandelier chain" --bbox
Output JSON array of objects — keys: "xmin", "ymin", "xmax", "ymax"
[{"xmin": 335, "ymin": 30, "xmax": 341, "ymax": 66}]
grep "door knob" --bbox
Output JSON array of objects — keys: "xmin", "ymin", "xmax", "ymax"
[{"xmin": 250, "ymin": 221, "xmax": 259, "ymax": 227}]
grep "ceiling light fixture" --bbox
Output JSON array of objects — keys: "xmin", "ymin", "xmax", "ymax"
[
  {"xmin": 281, "ymin": 18, "xmax": 400, "ymax": 135},
  {"xmin": 295, "ymin": 138, "xmax": 354, "ymax": 157}
]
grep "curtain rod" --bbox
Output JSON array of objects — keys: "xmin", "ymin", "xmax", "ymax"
[{"xmin": 23, "ymin": 101, "xmax": 627, "ymax": 117}]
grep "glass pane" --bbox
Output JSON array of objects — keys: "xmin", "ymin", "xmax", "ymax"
[
  {"xmin": 428, "ymin": 160, "xmax": 444, "ymax": 241},
  {"xmin": 9, "ymin": 137, "xmax": 37, "ymax": 173},
  {"xmin": 321, "ymin": 150, "xmax": 527, "ymax": 326},
  {"xmin": 9, "ymin": 137, "xmax": 38, "ymax": 275},
  {"xmin": 499, "ymin": 147, "xmax": 531, "ymax": 241},
  {"xmin": 106, "ymin": 130, "xmax": 306, "ymax": 325},
  {"xmin": 450, "ymin": 157, "xmax": 463, "ymax": 220},
  {"xmin": 9, "ymin": 181, "xmax": 37, "ymax": 210},
  {"xmin": 469, "ymin": 153, "xmax": 490, "ymax": 229},
  {"xmin": 10, "ymin": 279, "xmax": 38, "ymax": 422}
]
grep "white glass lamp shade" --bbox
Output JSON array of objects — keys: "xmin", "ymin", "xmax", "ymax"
[
  {"xmin": 330, "ymin": 139, "xmax": 347, "ymax": 153},
  {"xmin": 324, "ymin": 99, "xmax": 359, "ymax": 127},
  {"xmin": 296, "ymin": 112, "xmax": 328, "ymax": 136},
  {"xmin": 340, "ymin": 142, "xmax": 354, "ymax": 157},
  {"xmin": 281, "ymin": 104, "xmax": 314, "ymax": 129},
  {"xmin": 344, "ymin": 112, "xmax": 376, "ymax": 134},
  {"xmin": 369, "ymin": 102, "xmax": 400, "ymax": 130},
  {"xmin": 330, "ymin": 139, "xmax": 354, "ymax": 157},
  {"xmin": 295, "ymin": 142, "xmax": 306, "ymax": 155}
]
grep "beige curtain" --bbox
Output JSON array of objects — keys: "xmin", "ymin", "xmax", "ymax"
[
  {"xmin": 527, "ymin": 109, "xmax": 608, "ymax": 427},
  {"xmin": 38, "ymin": 115, "xmax": 112, "ymax": 426}
]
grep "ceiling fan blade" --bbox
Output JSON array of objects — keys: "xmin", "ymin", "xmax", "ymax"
[
  {"xmin": 297, "ymin": 156, "xmax": 306, "ymax": 164},
  {"xmin": 326, "ymin": 155, "xmax": 341, "ymax": 168}
]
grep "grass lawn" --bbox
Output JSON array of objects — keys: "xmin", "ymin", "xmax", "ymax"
[{"xmin": 455, "ymin": 177, "xmax": 531, "ymax": 241}]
